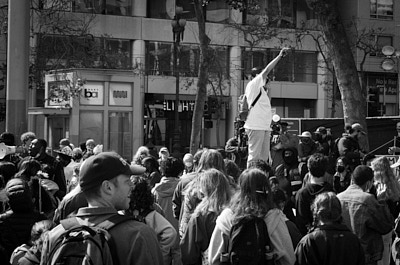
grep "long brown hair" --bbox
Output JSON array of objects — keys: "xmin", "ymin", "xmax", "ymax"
[
  {"xmin": 230, "ymin": 168, "xmax": 273, "ymax": 223},
  {"xmin": 194, "ymin": 169, "xmax": 232, "ymax": 216}
]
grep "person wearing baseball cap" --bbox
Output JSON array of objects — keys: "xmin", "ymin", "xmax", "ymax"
[{"xmin": 41, "ymin": 152, "xmax": 164, "ymax": 265}]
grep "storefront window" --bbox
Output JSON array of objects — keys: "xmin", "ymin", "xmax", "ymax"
[
  {"xmin": 367, "ymin": 73, "xmax": 398, "ymax": 116},
  {"xmin": 109, "ymin": 112, "xmax": 132, "ymax": 160},
  {"xmin": 79, "ymin": 111, "xmax": 103, "ymax": 145},
  {"xmin": 370, "ymin": 0, "xmax": 393, "ymax": 19}
]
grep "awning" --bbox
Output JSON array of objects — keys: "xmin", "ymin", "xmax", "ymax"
[{"xmin": 28, "ymin": 107, "xmax": 70, "ymax": 115}]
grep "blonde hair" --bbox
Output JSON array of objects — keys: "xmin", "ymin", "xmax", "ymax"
[
  {"xmin": 193, "ymin": 169, "xmax": 232, "ymax": 216},
  {"xmin": 371, "ymin": 156, "xmax": 400, "ymax": 201}
]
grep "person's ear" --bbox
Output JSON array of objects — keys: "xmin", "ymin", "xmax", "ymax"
[{"xmin": 101, "ymin": 180, "xmax": 114, "ymax": 196}]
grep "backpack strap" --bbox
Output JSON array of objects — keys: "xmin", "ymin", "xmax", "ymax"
[
  {"xmin": 96, "ymin": 214, "xmax": 134, "ymax": 231},
  {"xmin": 96, "ymin": 214, "xmax": 135, "ymax": 265},
  {"xmin": 60, "ymin": 216, "xmax": 82, "ymax": 231},
  {"xmin": 250, "ymin": 89, "xmax": 262, "ymax": 109}
]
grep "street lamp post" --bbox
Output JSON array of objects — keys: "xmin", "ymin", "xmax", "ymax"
[
  {"xmin": 171, "ymin": 6, "xmax": 186, "ymax": 152},
  {"xmin": 381, "ymin": 45, "xmax": 400, "ymax": 116}
]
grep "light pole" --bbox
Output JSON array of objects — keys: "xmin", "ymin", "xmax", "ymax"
[
  {"xmin": 381, "ymin": 45, "xmax": 400, "ymax": 116},
  {"xmin": 171, "ymin": 6, "xmax": 186, "ymax": 152}
]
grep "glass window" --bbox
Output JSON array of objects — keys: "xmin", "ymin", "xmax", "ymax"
[
  {"xmin": 146, "ymin": 42, "xmax": 173, "ymax": 76},
  {"xmin": 72, "ymin": 0, "xmax": 131, "ymax": 16},
  {"xmin": 209, "ymin": 46, "xmax": 229, "ymax": 79},
  {"xmin": 294, "ymin": 52, "xmax": 317, "ymax": 83},
  {"xmin": 370, "ymin": 35, "xmax": 393, "ymax": 56},
  {"xmin": 242, "ymin": 49, "xmax": 317, "ymax": 83},
  {"xmin": 109, "ymin": 112, "xmax": 132, "ymax": 160},
  {"xmin": 99, "ymin": 38, "xmax": 131, "ymax": 69},
  {"xmin": 245, "ymin": 0, "xmax": 294, "ymax": 28},
  {"xmin": 148, "ymin": 0, "xmax": 229, "ymax": 23},
  {"xmin": 370, "ymin": 0, "xmax": 393, "ymax": 19},
  {"xmin": 38, "ymin": 35, "xmax": 131, "ymax": 70},
  {"xmin": 147, "ymin": 0, "xmax": 175, "ymax": 19},
  {"xmin": 179, "ymin": 45, "xmax": 200, "ymax": 77},
  {"xmin": 205, "ymin": 0, "xmax": 230, "ymax": 23},
  {"xmin": 79, "ymin": 111, "xmax": 103, "ymax": 145},
  {"xmin": 242, "ymin": 48, "xmax": 268, "ymax": 79}
]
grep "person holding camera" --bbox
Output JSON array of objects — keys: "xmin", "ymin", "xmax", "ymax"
[{"xmin": 244, "ymin": 47, "xmax": 290, "ymax": 168}]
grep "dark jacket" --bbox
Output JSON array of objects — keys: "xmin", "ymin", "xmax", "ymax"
[
  {"xmin": 180, "ymin": 211, "xmax": 218, "ymax": 265},
  {"xmin": 295, "ymin": 183, "xmax": 334, "ymax": 235},
  {"xmin": 0, "ymin": 211, "xmax": 45, "ymax": 264},
  {"xmin": 295, "ymin": 223, "xmax": 365, "ymax": 265}
]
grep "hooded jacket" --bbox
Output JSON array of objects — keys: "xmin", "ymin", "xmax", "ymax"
[
  {"xmin": 208, "ymin": 208, "xmax": 295, "ymax": 265},
  {"xmin": 144, "ymin": 210, "xmax": 177, "ymax": 265},
  {"xmin": 295, "ymin": 182, "xmax": 333, "ymax": 235},
  {"xmin": 152, "ymin": 177, "xmax": 180, "ymax": 231}
]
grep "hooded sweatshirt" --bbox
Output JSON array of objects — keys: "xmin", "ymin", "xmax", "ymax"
[
  {"xmin": 152, "ymin": 177, "xmax": 180, "ymax": 232},
  {"xmin": 144, "ymin": 210, "xmax": 177, "ymax": 265},
  {"xmin": 208, "ymin": 208, "xmax": 295, "ymax": 265},
  {"xmin": 295, "ymin": 182, "xmax": 334, "ymax": 235}
]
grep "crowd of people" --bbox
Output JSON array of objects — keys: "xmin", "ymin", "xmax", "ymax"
[
  {"xmin": 0, "ymin": 124, "xmax": 399, "ymax": 265},
  {"xmin": 0, "ymin": 45, "xmax": 400, "ymax": 264}
]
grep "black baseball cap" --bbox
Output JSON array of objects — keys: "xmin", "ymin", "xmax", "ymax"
[{"xmin": 79, "ymin": 152, "xmax": 146, "ymax": 192}]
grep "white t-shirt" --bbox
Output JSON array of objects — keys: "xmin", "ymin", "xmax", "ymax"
[{"xmin": 244, "ymin": 74, "xmax": 272, "ymax": 130}]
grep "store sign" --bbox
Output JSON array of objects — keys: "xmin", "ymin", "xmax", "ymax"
[
  {"xmin": 109, "ymin": 83, "xmax": 132, "ymax": 106},
  {"xmin": 163, "ymin": 100, "xmax": 196, "ymax": 112},
  {"xmin": 163, "ymin": 99, "xmax": 229, "ymax": 112},
  {"xmin": 368, "ymin": 76, "xmax": 398, "ymax": 95},
  {"xmin": 80, "ymin": 82, "xmax": 104, "ymax": 105}
]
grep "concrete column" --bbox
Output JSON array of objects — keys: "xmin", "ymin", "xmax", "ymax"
[
  {"xmin": 6, "ymin": 0, "xmax": 29, "ymax": 137},
  {"xmin": 228, "ymin": 46, "xmax": 242, "ymax": 138},
  {"xmin": 132, "ymin": 0, "xmax": 147, "ymax": 17},
  {"xmin": 132, "ymin": 40, "xmax": 145, "ymax": 149}
]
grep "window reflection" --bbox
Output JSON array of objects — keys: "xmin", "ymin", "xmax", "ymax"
[{"xmin": 146, "ymin": 42, "xmax": 229, "ymax": 78}]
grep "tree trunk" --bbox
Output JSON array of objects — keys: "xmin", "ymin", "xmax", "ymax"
[
  {"xmin": 306, "ymin": 0, "xmax": 368, "ymax": 150},
  {"xmin": 190, "ymin": 0, "xmax": 211, "ymax": 154}
]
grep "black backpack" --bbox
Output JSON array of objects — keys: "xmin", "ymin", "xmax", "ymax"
[
  {"xmin": 45, "ymin": 214, "xmax": 133, "ymax": 265},
  {"xmin": 220, "ymin": 216, "xmax": 276, "ymax": 265}
]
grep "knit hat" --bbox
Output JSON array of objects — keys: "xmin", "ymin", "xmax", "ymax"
[{"xmin": 79, "ymin": 152, "xmax": 146, "ymax": 192}]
